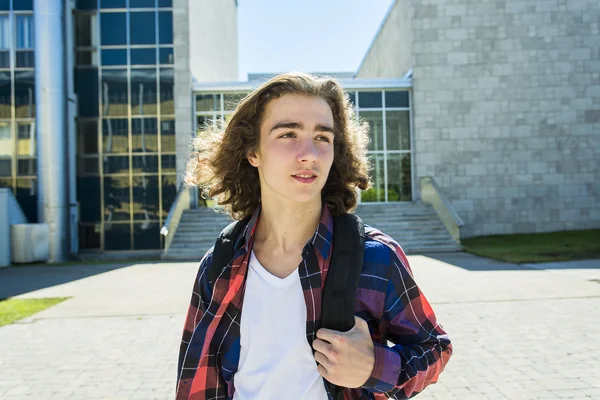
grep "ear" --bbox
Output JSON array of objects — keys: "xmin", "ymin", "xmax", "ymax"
[{"xmin": 247, "ymin": 149, "xmax": 260, "ymax": 167}]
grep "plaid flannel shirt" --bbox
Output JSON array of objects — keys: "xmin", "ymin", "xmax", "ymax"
[{"xmin": 176, "ymin": 206, "xmax": 452, "ymax": 399}]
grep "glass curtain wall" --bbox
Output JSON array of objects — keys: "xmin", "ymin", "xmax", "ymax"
[
  {"xmin": 74, "ymin": 0, "xmax": 174, "ymax": 250},
  {"xmin": 0, "ymin": 0, "xmax": 37, "ymax": 222},
  {"xmin": 194, "ymin": 88, "xmax": 412, "ymax": 204}
]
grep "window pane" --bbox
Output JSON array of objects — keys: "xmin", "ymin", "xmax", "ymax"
[
  {"xmin": 0, "ymin": 0, "xmax": 9, "ymax": 11},
  {"xmin": 13, "ymin": 0, "xmax": 33, "ymax": 10},
  {"xmin": 385, "ymin": 91, "xmax": 410, "ymax": 108},
  {"xmin": 386, "ymin": 154, "xmax": 412, "ymax": 202},
  {"xmin": 161, "ymin": 154, "xmax": 175, "ymax": 173},
  {"xmin": 132, "ymin": 155, "xmax": 158, "ymax": 173},
  {"xmin": 0, "ymin": 15, "xmax": 9, "ymax": 49},
  {"xmin": 385, "ymin": 111, "xmax": 410, "ymax": 151},
  {"xmin": 160, "ymin": 118, "xmax": 174, "ymax": 152},
  {"xmin": 196, "ymin": 94, "xmax": 219, "ymax": 112},
  {"xmin": 77, "ymin": 120, "xmax": 99, "ymax": 154},
  {"xmin": 16, "ymin": 50, "xmax": 34, "ymax": 68},
  {"xmin": 101, "ymin": 49, "xmax": 127, "ymax": 66},
  {"xmin": 17, "ymin": 121, "xmax": 35, "ymax": 156},
  {"xmin": 100, "ymin": 0, "xmax": 126, "ymax": 9},
  {"xmin": 104, "ymin": 223, "xmax": 131, "ymax": 250},
  {"xmin": 161, "ymin": 174, "xmax": 176, "ymax": 218},
  {"xmin": 15, "ymin": 16, "xmax": 34, "ymax": 49},
  {"xmin": 101, "ymin": 69, "xmax": 128, "ymax": 116},
  {"xmin": 0, "ymin": 72, "xmax": 11, "ymax": 119},
  {"xmin": 100, "ymin": 12, "xmax": 126, "ymax": 46},
  {"xmin": 346, "ymin": 91, "xmax": 356, "ymax": 106},
  {"xmin": 358, "ymin": 91, "xmax": 382, "ymax": 108},
  {"xmin": 77, "ymin": 177, "xmax": 101, "ymax": 222},
  {"xmin": 131, "ymin": 0, "xmax": 155, "ymax": 7},
  {"xmin": 76, "ymin": 0, "xmax": 98, "ymax": 11},
  {"xmin": 0, "ymin": 121, "xmax": 11, "ymax": 156},
  {"xmin": 131, "ymin": 68, "xmax": 158, "ymax": 115},
  {"xmin": 0, "ymin": 157, "xmax": 10, "ymax": 176},
  {"xmin": 75, "ymin": 13, "xmax": 95, "ymax": 47},
  {"xmin": 223, "ymin": 92, "xmax": 246, "ymax": 111},
  {"xmin": 17, "ymin": 158, "xmax": 35, "ymax": 175},
  {"xmin": 76, "ymin": 50, "xmax": 96, "ymax": 66},
  {"xmin": 131, "ymin": 48, "xmax": 156, "ymax": 65},
  {"xmin": 130, "ymin": 12, "xmax": 156, "ymax": 45},
  {"xmin": 360, "ymin": 111, "xmax": 384, "ymax": 151},
  {"xmin": 102, "ymin": 118, "xmax": 128, "ymax": 153},
  {"xmin": 132, "ymin": 175, "xmax": 159, "ymax": 220},
  {"xmin": 133, "ymin": 222, "xmax": 160, "ymax": 249},
  {"xmin": 362, "ymin": 154, "xmax": 385, "ymax": 203},
  {"xmin": 104, "ymin": 176, "xmax": 130, "ymax": 221},
  {"xmin": 75, "ymin": 68, "xmax": 99, "ymax": 117},
  {"xmin": 16, "ymin": 178, "xmax": 37, "ymax": 222},
  {"xmin": 0, "ymin": 50, "xmax": 9, "ymax": 68},
  {"xmin": 14, "ymin": 71, "xmax": 36, "ymax": 118},
  {"xmin": 159, "ymin": 47, "xmax": 173, "ymax": 65},
  {"xmin": 77, "ymin": 156, "xmax": 99, "ymax": 174},
  {"xmin": 159, "ymin": 68, "xmax": 174, "ymax": 115},
  {"xmin": 158, "ymin": 0, "xmax": 172, "ymax": 7},
  {"xmin": 103, "ymin": 155, "xmax": 129, "ymax": 174},
  {"xmin": 78, "ymin": 224, "xmax": 100, "ymax": 249},
  {"xmin": 132, "ymin": 118, "xmax": 158, "ymax": 152},
  {"xmin": 158, "ymin": 11, "xmax": 173, "ymax": 44}
]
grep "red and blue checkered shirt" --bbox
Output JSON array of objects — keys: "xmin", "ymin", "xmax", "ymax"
[{"xmin": 176, "ymin": 206, "xmax": 452, "ymax": 399}]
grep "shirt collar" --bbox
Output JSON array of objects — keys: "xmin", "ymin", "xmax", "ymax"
[{"xmin": 236, "ymin": 204, "xmax": 334, "ymax": 262}]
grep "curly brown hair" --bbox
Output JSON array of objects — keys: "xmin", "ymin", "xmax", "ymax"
[{"xmin": 185, "ymin": 72, "xmax": 371, "ymax": 220}]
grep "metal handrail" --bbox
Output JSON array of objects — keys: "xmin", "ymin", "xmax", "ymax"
[
  {"xmin": 419, "ymin": 176, "xmax": 464, "ymax": 244},
  {"xmin": 160, "ymin": 183, "xmax": 191, "ymax": 256}
]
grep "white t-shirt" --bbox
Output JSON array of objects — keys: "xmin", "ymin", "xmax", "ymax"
[{"xmin": 233, "ymin": 251, "xmax": 329, "ymax": 400}]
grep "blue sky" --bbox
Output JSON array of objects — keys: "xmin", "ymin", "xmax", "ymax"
[{"xmin": 237, "ymin": 0, "xmax": 394, "ymax": 80}]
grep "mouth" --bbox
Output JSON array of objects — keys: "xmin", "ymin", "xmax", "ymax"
[{"xmin": 292, "ymin": 173, "xmax": 318, "ymax": 183}]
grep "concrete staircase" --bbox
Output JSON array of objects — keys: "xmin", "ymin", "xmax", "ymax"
[{"xmin": 163, "ymin": 202, "xmax": 460, "ymax": 261}]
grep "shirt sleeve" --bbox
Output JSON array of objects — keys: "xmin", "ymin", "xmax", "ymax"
[{"xmin": 361, "ymin": 245, "xmax": 453, "ymax": 398}]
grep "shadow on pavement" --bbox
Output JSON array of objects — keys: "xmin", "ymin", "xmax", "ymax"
[
  {"xmin": 0, "ymin": 262, "xmax": 156, "ymax": 299},
  {"xmin": 419, "ymin": 252, "xmax": 539, "ymax": 272}
]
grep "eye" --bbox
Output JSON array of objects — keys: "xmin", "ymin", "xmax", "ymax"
[
  {"xmin": 279, "ymin": 132, "xmax": 296, "ymax": 138},
  {"xmin": 316, "ymin": 135, "xmax": 332, "ymax": 143}
]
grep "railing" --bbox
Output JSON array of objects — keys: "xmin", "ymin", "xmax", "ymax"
[
  {"xmin": 419, "ymin": 176, "xmax": 464, "ymax": 244},
  {"xmin": 160, "ymin": 183, "xmax": 191, "ymax": 256}
]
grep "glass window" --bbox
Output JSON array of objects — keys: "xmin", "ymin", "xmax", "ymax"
[
  {"xmin": 16, "ymin": 178, "xmax": 37, "ymax": 222},
  {"xmin": 100, "ymin": 0, "xmax": 126, "ymax": 8},
  {"xmin": 75, "ymin": 68, "xmax": 99, "ymax": 117},
  {"xmin": 158, "ymin": 0, "xmax": 172, "ymax": 7},
  {"xmin": 132, "ymin": 154, "xmax": 158, "ymax": 173},
  {"xmin": 76, "ymin": 50, "xmax": 98, "ymax": 66},
  {"xmin": 0, "ymin": 157, "xmax": 10, "ymax": 176},
  {"xmin": 75, "ymin": 13, "xmax": 96, "ymax": 48},
  {"xmin": 358, "ymin": 91, "xmax": 382, "ymax": 108},
  {"xmin": 15, "ymin": 15, "xmax": 34, "ymax": 49},
  {"xmin": 103, "ymin": 176, "xmax": 130, "ymax": 221},
  {"xmin": 160, "ymin": 118, "xmax": 174, "ymax": 152},
  {"xmin": 17, "ymin": 121, "xmax": 35, "ymax": 156},
  {"xmin": 360, "ymin": 111, "xmax": 384, "ymax": 151},
  {"xmin": 0, "ymin": 121, "xmax": 10, "ymax": 156},
  {"xmin": 132, "ymin": 118, "xmax": 158, "ymax": 152},
  {"xmin": 158, "ymin": 11, "xmax": 172, "ymax": 44},
  {"xmin": 130, "ymin": 12, "xmax": 156, "ymax": 45},
  {"xmin": 386, "ymin": 154, "xmax": 412, "ymax": 202},
  {"xmin": 0, "ymin": 15, "xmax": 10, "ymax": 49},
  {"xmin": 0, "ymin": 0, "xmax": 9, "ymax": 11},
  {"xmin": 161, "ymin": 154, "xmax": 175, "ymax": 173},
  {"xmin": 101, "ymin": 69, "xmax": 128, "ymax": 116},
  {"xmin": 76, "ymin": 0, "xmax": 98, "ymax": 11},
  {"xmin": 385, "ymin": 91, "xmax": 410, "ymax": 108},
  {"xmin": 0, "ymin": 50, "xmax": 9, "ymax": 68},
  {"xmin": 77, "ymin": 120, "xmax": 99, "ymax": 154},
  {"xmin": 362, "ymin": 154, "xmax": 385, "ymax": 203},
  {"xmin": 134, "ymin": 222, "xmax": 160, "ymax": 249},
  {"xmin": 346, "ymin": 91, "xmax": 356, "ymax": 106},
  {"xmin": 77, "ymin": 177, "xmax": 101, "ymax": 222},
  {"xmin": 100, "ymin": 12, "xmax": 126, "ymax": 46},
  {"xmin": 104, "ymin": 223, "xmax": 130, "ymax": 250},
  {"xmin": 102, "ymin": 118, "xmax": 128, "ymax": 153},
  {"xmin": 385, "ymin": 111, "xmax": 411, "ymax": 151},
  {"xmin": 78, "ymin": 224, "xmax": 100, "ymax": 249},
  {"xmin": 103, "ymin": 155, "xmax": 129, "ymax": 174},
  {"xmin": 161, "ymin": 174, "xmax": 176, "ymax": 218},
  {"xmin": 17, "ymin": 158, "xmax": 36, "ymax": 176},
  {"xmin": 132, "ymin": 175, "xmax": 159, "ymax": 221},
  {"xmin": 16, "ymin": 51, "xmax": 34, "ymax": 68},
  {"xmin": 77, "ymin": 156, "xmax": 99, "ymax": 174},
  {"xmin": 130, "ymin": 0, "xmax": 156, "ymax": 7},
  {"xmin": 223, "ymin": 92, "xmax": 246, "ymax": 111},
  {"xmin": 159, "ymin": 47, "xmax": 173, "ymax": 65},
  {"xmin": 101, "ymin": 49, "xmax": 127, "ymax": 66},
  {"xmin": 0, "ymin": 72, "xmax": 11, "ymax": 119},
  {"xmin": 14, "ymin": 71, "xmax": 35, "ymax": 118},
  {"xmin": 131, "ymin": 48, "xmax": 156, "ymax": 65},
  {"xmin": 196, "ymin": 94, "xmax": 219, "ymax": 112},
  {"xmin": 131, "ymin": 68, "xmax": 157, "ymax": 115},
  {"xmin": 13, "ymin": 0, "xmax": 33, "ymax": 11},
  {"xmin": 159, "ymin": 68, "xmax": 173, "ymax": 115}
]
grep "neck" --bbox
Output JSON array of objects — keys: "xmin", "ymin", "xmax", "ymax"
[{"xmin": 254, "ymin": 198, "xmax": 323, "ymax": 253}]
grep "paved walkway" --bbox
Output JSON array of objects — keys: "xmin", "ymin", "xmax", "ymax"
[{"xmin": 0, "ymin": 254, "xmax": 598, "ymax": 399}]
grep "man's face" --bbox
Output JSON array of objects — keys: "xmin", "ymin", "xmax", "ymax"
[{"xmin": 248, "ymin": 94, "xmax": 335, "ymax": 206}]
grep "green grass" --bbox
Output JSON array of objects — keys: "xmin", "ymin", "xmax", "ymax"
[
  {"xmin": 462, "ymin": 229, "xmax": 600, "ymax": 264},
  {"xmin": 0, "ymin": 298, "xmax": 69, "ymax": 327}
]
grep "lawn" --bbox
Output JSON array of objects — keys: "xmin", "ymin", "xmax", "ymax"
[
  {"xmin": 462, "ymin": 229, "xmax": 600, "ymax": 264},
  {"xmin": 0, "ymin": 298, "xmax": 69, "ymax": 327}
]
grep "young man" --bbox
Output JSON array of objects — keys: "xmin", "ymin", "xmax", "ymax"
[{"xmin": 177, "ymin": 72, "xmax": 452, "ymax": 400}]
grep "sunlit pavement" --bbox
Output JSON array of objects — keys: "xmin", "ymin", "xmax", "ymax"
[{"xmin": 0, "ymin": 254, "xmax": 598, "ymax": 399}]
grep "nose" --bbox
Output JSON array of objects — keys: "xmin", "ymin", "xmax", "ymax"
[{"xmin": 296, "ymin": 136, "xmax": 318, "ymax": 164}]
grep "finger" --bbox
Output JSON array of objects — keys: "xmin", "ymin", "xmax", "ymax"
[
  {"xmin": 317, "ymin": 363, "xmax": 329, "ymax": 379},
  {"xmin": 312, "ymin": 338, "xmax": 334, "ymax": 356},
  {"xmin": 314, "ymin": 350, "xmax": 332, "ymax": 370},
  {"xmin": 316, "ymin": 327, "xmax": 340, "ymax": 343}
]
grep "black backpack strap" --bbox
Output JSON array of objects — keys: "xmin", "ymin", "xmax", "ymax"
[{"xmin": 208, "ymin": 217, "xmax": 250, "ymax": 286}]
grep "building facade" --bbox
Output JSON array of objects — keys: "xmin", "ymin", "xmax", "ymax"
[{"xmin": 357, "ymin": 0, "xmax": 600, "ymax": 237}]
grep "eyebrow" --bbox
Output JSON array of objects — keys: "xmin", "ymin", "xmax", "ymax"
[{"xmin": 269, "ymin": 121, "xmax": 334, "ymax": 135}]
